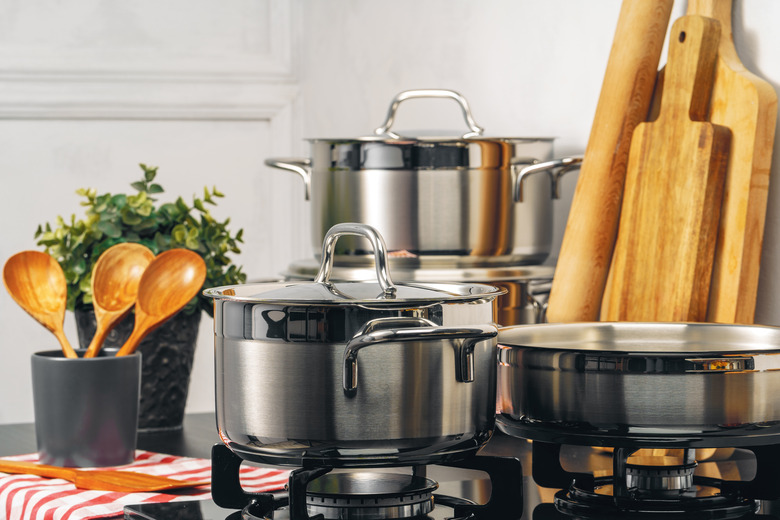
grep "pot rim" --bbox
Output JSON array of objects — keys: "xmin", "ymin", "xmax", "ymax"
[
  {"xmin": 304, "ymin": 136, "xmax": 557, "ymax": 144},
  {"xmin": 204, "ymin": 280, "xmax": 506, "ymax": 306},
  {"xmin": 498, "ymin": 322, "xmax": 780, "ymax": 355}
]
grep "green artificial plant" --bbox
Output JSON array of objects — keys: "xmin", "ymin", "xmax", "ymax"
[{"xmin": 35, "ymin": 164, "xmax": 246, "ymax": 316}]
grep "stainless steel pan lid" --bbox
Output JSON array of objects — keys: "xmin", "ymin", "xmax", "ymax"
[
  {"xmin": 311, "ymin": 89, "xmax": 555, "ymax": 143},
  {"xmin": 496, "ymin": 322, "xmax": 780, "ymax": 448},
  {"xmin": 204, "ymin": 223, "xmax": 504, "ymax": 306}
]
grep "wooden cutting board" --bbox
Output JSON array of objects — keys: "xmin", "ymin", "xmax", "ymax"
[
  {"xmin": 600, "ymin": 15, "xmax": 731, "ymax": 322},
  {"xmin": 546, "ymin": 0, "xmax": 673, "ymax": 323},
  {"xmin": 688, "ymin": 0, "xmax": 778, "ymax": 324}
]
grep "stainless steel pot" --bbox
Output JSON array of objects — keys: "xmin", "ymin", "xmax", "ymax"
[
  {"xmin": 285, "ymin": 258, "xmax": 554, "ymax": 327},
  {"xmin": 266, "ymin": 89, "xmax": 581, "ymax": 267},
  {"xmin": 496, "ymin": 322, "xmax": 780, "ymax": 448},
  {"xmin": 204, "ymin": 223, "xmax": 505, "ymax": 467}
]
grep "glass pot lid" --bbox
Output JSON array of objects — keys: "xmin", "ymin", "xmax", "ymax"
[{"xmin": 203, "ymin": 223, "xmax": 505, "ymax": 306}]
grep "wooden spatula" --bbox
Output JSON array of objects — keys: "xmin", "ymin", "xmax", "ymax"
[
  {"xmin": 0, "ymin": 459, "xmax": 209, "ymax": 492},
  {"xmin": 600, "ymin": 15, "xmax": 731, "ymax": 322},
  {"xmin": 687, "ymin": 0, "xmax": 778, "ymax": 324},
  {"xmin": 546, "ymin": 0, "xmax": 673, "ymax": 323}
]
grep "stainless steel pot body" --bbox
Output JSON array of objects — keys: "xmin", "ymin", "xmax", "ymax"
[
  {"xmin": 206, "ymin": 223, "xmax": 504, "ymax": 467},
  {"xmin": 496, "ymin": 322, "xmax": 780, "ymax": 448},
  {"xmin": 307, "ymin": 138, "xmax": 559, "ymax": 265},
  {"xmin": 212, "ymin": 301, "xmax": 498, "ymax": 466},
  {"xmin": 266, "ymin": 90, "xmax": 580, "ymax": 266}
]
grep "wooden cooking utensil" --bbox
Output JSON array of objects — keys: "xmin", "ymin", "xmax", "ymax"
[
  {"xmin": 84, "ymin": 243, "xmax": 154, "ymax": 358},
  {"xmin": 687, "ymin": 0, "xmax": 778, "ymax": 324},
  {"xmin": 116, "ymin": 249, "xmax": 206, "ymax": 357},
  {"xmin": 600, "ymin": 15, "xmax": 730, "ymax": 322},
  {"xmin": 0, "ymin": 459, "xmax": 208, "ymax": 492},
  {"xmin": 3, "ymin": 251, "xmax": 78, "ymax": 358},
  {"xmin": 546, "ymin": 0, "xmax": 673, "ymax": 323}
]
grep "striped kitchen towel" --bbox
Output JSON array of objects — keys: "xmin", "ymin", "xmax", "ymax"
[{"xmin": 0, "ymin": 450, "xmax": 290, "ymax": 520}]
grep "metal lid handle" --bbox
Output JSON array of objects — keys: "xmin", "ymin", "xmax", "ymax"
[
  {"xmin": 314, "ymin": 223, "xmax": 397, "ymax": 298},
  {"xmin": 374, "ymin": 89, "xmax": 485, "ymax": 139}
]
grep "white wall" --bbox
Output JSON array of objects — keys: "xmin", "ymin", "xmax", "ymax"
[
  {"xmin": 3, "ymin": 0, "xmax": 780, "ymax": 423},
  {"xmin": 0, "ymin": 0, "xmax": 307, "ymax": 423}
]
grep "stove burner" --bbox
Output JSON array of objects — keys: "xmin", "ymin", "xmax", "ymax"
[
  {"xmin": 555, "ymin": 478, "xmax": 758, "ymax": 519},
  {"xmin": 210, "ymin": 443, "xmax": 524, "ymax": 520},
  {"xmin": 530, "ymin": 442, "xmax": 780, "ymax": 519},
  {"xmin": 306, "ymin": 472, "xmax": 437, "ymax": 520},
  {"xmin": 625, "ymin": 450, "xmax": 698, "ymax": 496}
]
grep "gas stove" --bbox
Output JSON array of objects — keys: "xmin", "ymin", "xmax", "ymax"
[
  {"xmin": 122, "ymin": 436, "xmax": 780, "ymax": 520},
  {"xmin": 125, "ymin": 442, "xmax": 525, "ymax": 520}
]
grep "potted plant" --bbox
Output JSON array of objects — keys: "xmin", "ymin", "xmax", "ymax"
[{"xmin": 35, "ymin": 163, "xmax": 246, "ymax": 430}]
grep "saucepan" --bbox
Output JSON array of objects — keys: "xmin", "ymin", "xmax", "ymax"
[
  {"xmin": 205, "ymin": 223, "xmax": 505, "ymax": 467},
  {"xmin": 266, "ymin": 89, "xmax": 581, "ymax": 267}
]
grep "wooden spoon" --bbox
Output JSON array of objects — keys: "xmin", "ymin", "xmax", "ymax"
[
  {"xmin": 116, "ymin": 249, "xmax": 206, "ymax": 357},
  {"xmin": 84, "ymin": 243, "xmax": 154, "ymax": 358},
  {"xmin": 3, "ymin": 251, "xmax": 78, "ymax": 358},
  {"xmin": 0, "ymin": 459, "xmax": 209, "ymax": 492}
]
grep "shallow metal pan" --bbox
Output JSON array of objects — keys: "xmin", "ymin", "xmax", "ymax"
[{"xmin": 496, "ymin": 322, "xmax": 780, "ymax": 447}]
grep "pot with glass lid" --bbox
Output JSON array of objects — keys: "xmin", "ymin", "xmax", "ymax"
[{"xmin": 204, "ymin": 223, "xmax": 505, "ymax": 467}]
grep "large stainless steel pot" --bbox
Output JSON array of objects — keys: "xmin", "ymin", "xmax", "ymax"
[
  {"xmin": 285, "ymin": 258, "xmax": 554, "ymax": 327},
  {"xmin": 204, "ymin": 223, "xmax": 505, "ymax": 467},
  {"xmin": 496, "ymin": 322, "xmax": 780, "ymax": 448},
  {"xmin": 266, "ymin": 89, "xmax": 581, "ymax": 267}
]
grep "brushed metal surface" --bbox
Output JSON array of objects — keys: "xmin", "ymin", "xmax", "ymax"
[
  {"xmin": 496, "ymin": 322, "xmax": 780, "ymax": 440},
  {"xmin": 306, "ymin": 139, "xmax": 554, "ymax": 264},
  {"xmin": 211, "ymin": 292, "xmax": 499, "ymax": 465},
  {"xmin": 215, "ymin": 332, "xmax": 496, "ymax": 466}
]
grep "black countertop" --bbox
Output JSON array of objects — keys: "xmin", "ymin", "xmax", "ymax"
[
  {"xmin": 4, "ymin": 415, "xmax": 780, "ymax": 519},
  {"xmin": 0, "ymin": 412, "xmax": 221, "ymax": 459}
]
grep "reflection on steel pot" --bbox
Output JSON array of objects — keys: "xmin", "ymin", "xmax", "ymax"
[
  {"xmin": 284, "ymin": 258, "xmax": 554, "ymax": 326},
  {"xmin": 266, "ymin": 89, "xmax": 581, "ymax": 267},
  {"xmin": 496, "ymin": 322, "xmax": 780, "ymax": 448},
  {"xmin": 204, "ymin": 223, "xmax": 505, "ymax": 467}
]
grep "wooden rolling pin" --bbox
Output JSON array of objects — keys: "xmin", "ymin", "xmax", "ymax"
[{"xmin": 546, "ymin": 0, "xmax": 673, "ymax": 323}]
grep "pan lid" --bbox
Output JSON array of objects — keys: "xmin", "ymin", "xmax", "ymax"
[
  {"xmin": 204, "ymin": 223, "xmax": 505, "ymax": 305},
  {"xmin": 307, "ymin": 89, "xmax": 555, "ymax": 144},
  {"xmin": 203, "ymin": 279, "xmax": 502, "ymax": 305}
]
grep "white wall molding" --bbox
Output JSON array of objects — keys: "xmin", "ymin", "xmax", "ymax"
[
  {"xmin": 0, "ymin": 78, "xmax": 298, "ymax": 120},
  {"xmin": 0, "ymin": 0, "xmax": 297, "ymax": 121}
]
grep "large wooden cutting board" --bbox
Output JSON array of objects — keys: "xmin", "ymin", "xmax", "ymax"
[
  {"xmin": 689, "ymin": 0, "xmax": 778, "ymax": 324},
  {"xmin": 600, "ymin": 16, "xmax": 731, "ymax": 322},
  {"xmin": 545, "ymin": 0, "xmax": 673, "ymax": 323}
]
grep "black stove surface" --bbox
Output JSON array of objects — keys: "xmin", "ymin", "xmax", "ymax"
[{"xmin": 123, "ymin": 435, "xmax": 780, "ymax": 520}]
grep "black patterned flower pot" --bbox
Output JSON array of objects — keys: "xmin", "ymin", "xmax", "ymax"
[{"xmin": 74, "ymin": 308, "xmax": 201, "ymax": 431}]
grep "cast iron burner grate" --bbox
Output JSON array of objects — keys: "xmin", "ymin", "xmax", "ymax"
[
  {"xmin": 531, "ymin": 441, "xmax": 780, "ymax": 519},
  {"xmin": 211, "ymin": 443, "xmax": 524, "ymax": 520}
]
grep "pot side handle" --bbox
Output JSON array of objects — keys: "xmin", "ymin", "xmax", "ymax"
[
  {"xmin": 342, "ymin": 316, "xmax": 497, "ymax": 396},
  {"xmin": 513, "ymin": 156, "xmax": 583, "ymax": 202},
  {"xmin": 264, "ymin": 158, "xmax": 312, "ymax": 201}
]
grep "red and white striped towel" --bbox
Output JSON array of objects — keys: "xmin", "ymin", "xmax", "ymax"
[{"xmin": 0, "ymin": 450, "xmax": 290, "ymax": 520}]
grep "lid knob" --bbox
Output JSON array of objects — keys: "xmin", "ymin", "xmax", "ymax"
[{"xmin": 314, "ymin": 223, "xmax": 397, "ymax": 298}]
